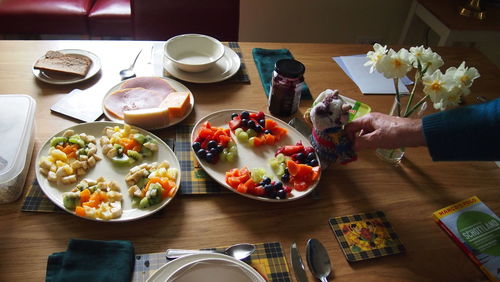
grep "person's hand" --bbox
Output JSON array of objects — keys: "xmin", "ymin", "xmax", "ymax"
[{"xmin": 344, "ymin": 112, "xmax": 426, "ymax": 151}]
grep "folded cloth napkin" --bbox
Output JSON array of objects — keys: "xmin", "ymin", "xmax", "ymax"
[
  {"xmin": 252, "ymin": 48, "xmax": 312, "ymax": 100},
  {"xmin": 46, "ymin": 239, "xmax": 135, "ymax": 282}
]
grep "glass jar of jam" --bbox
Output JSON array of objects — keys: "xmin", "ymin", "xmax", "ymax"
[{"xmin": 268, "ymin": 59, "xmax": 306, "ymax": 116}]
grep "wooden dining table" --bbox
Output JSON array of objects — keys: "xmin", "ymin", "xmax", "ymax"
[{"xmin": 0, "ymin": 40, "xmax": 499, "ymax": 282}]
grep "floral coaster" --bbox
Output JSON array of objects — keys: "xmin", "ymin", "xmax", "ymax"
[{"xmin": 329, "ymin": 211, "xmax": 405, "ymax": 262}]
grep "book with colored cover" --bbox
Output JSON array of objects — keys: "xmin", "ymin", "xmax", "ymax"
[{"xmin": 433, "ymin": 196, "xmax": 500, "ymax": 281}]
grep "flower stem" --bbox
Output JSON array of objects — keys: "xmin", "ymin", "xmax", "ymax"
[
  {"xmin": 393, "ymin": 78, "xmax": 401, "ymax": 117},
  {"xmin": 404, "ymin": 72, "xmax": 421, "ymax": 117},
  {"xmin": 404, "ymin": 94, "xmax": 429, "ymax": 118}
]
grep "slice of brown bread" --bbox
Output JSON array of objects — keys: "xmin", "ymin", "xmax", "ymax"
[{"xmin": 34, "ymin": 51, "xmax": 92, "ymax": 77}]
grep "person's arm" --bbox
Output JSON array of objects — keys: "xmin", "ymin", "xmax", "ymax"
[
  {"xmin": 345, "ymin": 98, "xmax": 500, "ymax": 161},
  {"xmin": 344, "ymin": 112, "xmax": 426, "ymax": 150},
  {"xmin": 422, "ymin": 98, "xmax": 500, "ymax": 161}
]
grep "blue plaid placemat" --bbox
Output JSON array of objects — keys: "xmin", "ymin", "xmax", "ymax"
[
  {"xmin": 133, "ymin": 242, "xmax": 291, "ymax": 282},
  {"xmin": 175, "ymin": 125, "xmax": 228, "ymax": 194}
]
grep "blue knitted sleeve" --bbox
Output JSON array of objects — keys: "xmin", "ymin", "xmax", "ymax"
[{"xmin": 422, "ymin": 98, "xmax": 500, "ymax": 161}]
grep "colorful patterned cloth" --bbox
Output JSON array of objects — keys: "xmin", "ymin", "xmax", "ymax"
[
  {"xmin": 174, "ymin": 125, "xmax": 228, "ymax": 194},
  {"xmin": 133, "ymin": 242, "xmax": 291, "ymax": 282}
]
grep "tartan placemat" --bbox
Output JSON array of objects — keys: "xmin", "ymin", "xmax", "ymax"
[
  {"xmin": 161, "ymin": 42, "xmax": 250, "ymax": 84},
  {"xmin": 329, "ymin": 211, "xmax": 405, "ymax": 262},
  {"xmin": 175, "ymin": 124, "xmax": 227, "ymax": 194},
  {"xmin": 21, "ymin": 138, "xmax": 175, "ymax": 212},
  {"xmin": 133, "ymin": 242, "xmax": 291, "ymax": 282}
]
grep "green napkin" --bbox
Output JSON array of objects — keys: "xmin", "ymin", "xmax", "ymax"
[
  {"xmin": 252, "ymin": 48, "xmax": 312, "ymax": 100},
  {"xmin": 46, "ymin": 239, "xmax": 135, "ymax": 282}
]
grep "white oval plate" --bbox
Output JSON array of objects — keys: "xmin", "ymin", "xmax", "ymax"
[
  {"xmin": 32, "ymin": 49, "xmax": 101, "ymax": 85},
  {"xmin": 163, "ymin": 45, "xmax": 241, "ymax": 83},
  {"xmin": 102, "ymin": 76, "xmax": 194, "ymax": 129},
  {"xmin": 147, "ymin": 253, "xmax": 265, "ymax": 282},
  {"xmin": 35, "ymin": 122, "xmax": 181, "ymax": 222},
  {"xmin": 191, "ymin": 109, "xmax": 321, "ymax": 202}
]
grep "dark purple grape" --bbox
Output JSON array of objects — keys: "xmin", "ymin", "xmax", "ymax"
[
  {"xmin": 262, "ymin": 177, "xmax": 271, "ymax": 185},
  {"xmin": 247, "ymin": 120, "xmax": 256, "ymax": 129},
  {"xmin": 192, "ymin": 142, "xmax": 201, "ymax": 152},
  {"xmin": 306, "ymin": 152, "xmax": 316, "ymax": 161},
  {"xmin": 295, "ymin": 152, "xmax": 306, "ymax": 163},
  {"xmin": 231, "ymin": 113, "xmax": 238, "ymax": 119},
  {"xmin": 207, "ymin": 140, "xmax": 218, "ymax": 149},
  {"xmin": 216, "ymin": 144, "xmax": 224, "ymax": 153},
  {"xmin": 196, "ymin": 149, "xmax": 207, "ymax": 159},
  {"xmin": 205, "ymin": 152, "xmax": 215, "ymax": 163},
  {"xmin": 277, "ymin": 189, "xmax": 287, "ymax": 199},
  {"xmin": 274, "ymin": 181, "xmax": 283, "ymax": 190},
  {"xmin": 281, "ymin": 173, "xmax": 290, "ymax": 183},
  {"xmin": 241, "ymin": 118, "xmax": 248, "ymax": 127},
  {"xmin": 209, "ymin": 148, "xmax": 219, "ymax": 155},
  {"xmin": 264, "ymin": 129, "xmax": 271, "ymax": 135},
  {"xmin": 255, "ymin": 124, "xmax": 263, "ymax": 133},
  {"xmin": 264, "ymin": 184, "xmax": 276, "ymax": 198},
  {"xmin": 241, "ymin": 111, "xmax": 250, "ymax": 119},
  {"xmin": 259, "ymin": 119, "xmax": 265, "ymax": 127},
  {"xmin": 308, "ymin": 159, "xmax": 319, "ymax": 167}
]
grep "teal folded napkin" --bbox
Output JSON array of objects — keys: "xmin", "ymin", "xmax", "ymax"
[
  {"xmin": 46, "ymin": 239, "xmax": 135, "ymax": 282},
  {"xmin": 252, "ymin": 48, "xmax": 312, "ymax": 100}
]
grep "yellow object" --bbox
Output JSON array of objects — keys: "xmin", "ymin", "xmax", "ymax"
[
  {"xmin": 161, "ymin": 92, "xmax": 190, "ymax": 118},
  {"xmin": 123, "ymin": 107, "xmax": 170, "ymax": 129}
]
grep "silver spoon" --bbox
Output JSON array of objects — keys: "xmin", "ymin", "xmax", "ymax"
[
  {"xmin": 306, "ymin": 238, "xmax": 332, "ymax": 282},
  {"xmin": 119, "ymin": 49, "xmax": 142, "ymax": 80},
  {"xmin": 166, "ymin": 243, "xmax": 256, "ymax": 260}
]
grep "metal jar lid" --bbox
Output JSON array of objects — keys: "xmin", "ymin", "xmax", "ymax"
[{"xmin": 274, "ymin": 59, "xmax": 305, "ymax": 78}]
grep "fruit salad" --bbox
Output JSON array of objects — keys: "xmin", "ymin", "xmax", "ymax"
[
  {"xmin": 100, "ymin": 124, "xmax": 158, "ymax": 165},
  {"xmin": 125, "ymin": 161, "xmax": 178, "ymax": 209},
  {"xmin": 225, "ymin": 167, "xmax": 292, "ymax": 200},
  {"xmin": 192, "ymin": 121, "xmax": 236, "ymax": 164},
  {"xmin": 228, "ymin": 111, "xmax": 288, "ymax": 146},
  {"xmin": 39, "ymin": 129, "xmax": 101, "ymax": 185},
  {"xmin": 270, "ymin": 141, "xmax": 320, "ymax": 191},
  {"xmin": 62, "ymin": 177, "xmax": 123, "ymax": 220}
]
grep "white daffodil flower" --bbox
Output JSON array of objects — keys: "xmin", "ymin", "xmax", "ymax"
[
  {"xmin": 409, "ymin": 46, "xmax": 443, "ymax": 74},
  {"xmin": 364, "ymin": 43, "xmax": 388, "ymax": 73},
  {"xmin": 423, "ymin": 69, "xmax": 462, "ymax": 110},
  {"xmin": 376, "ymin": 48, "xmax": 413, "ymax": 79},
  {"xmin": 447, "ymin": 61, "xmax": 480, "ymax": 92}
]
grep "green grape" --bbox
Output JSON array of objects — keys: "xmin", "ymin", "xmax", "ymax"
[
  {"xmin": 235, "ymin": 128, "xmax": 243, "ymax": 136},
  {"xmin": 226, "ymin": 152, "xmax": 236, "ymax": 162},
  {"xmin": 251, "ymin": 168, "xmax": 266, "ymax": 182},
  {"xmin": 237, "ymin": 131, "xmax": 249, "ymax": 143},
  {"xmin": 276, "ymin": 163, "xmax": 286, "ymax": 176},
  {"xmin": 248, "ymin": 137, "xmax": 255, "ymax": 146},
  {"xmin": 228, "ymin": 140, "xmax": 236, "ymax": 147},
  {"xmin": 246, "ymin": 128, "xmax": 257, "ymax": 138},
  {"xmin": 220, "ymin": 150, "xmax": 228, "ymax": 162},
  {"xmin": 276, "ymin": 153, "xmax": 285, "ymax": 163},
  {"xmin": 229, "ymin": 145, "xmax": 237, "ymax": 153},
  {"xmin": 268, "ymin": 158, "xmax": 280, "ymax": 169}
]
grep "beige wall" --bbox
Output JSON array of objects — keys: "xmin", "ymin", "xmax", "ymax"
[{"xmin": 239, "ymin": 0, "xmax": 499, "ymax": 68}]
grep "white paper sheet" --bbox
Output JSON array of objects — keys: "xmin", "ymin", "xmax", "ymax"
[{"xmin": 333, "ymin": 55, "xmax": 410, "ymax": 95}]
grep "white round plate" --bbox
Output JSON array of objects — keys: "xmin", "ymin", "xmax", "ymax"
[
  {"xmin": 35, "ymin": 122, "xmax": 181, "ymax": 222},
  {"xmin": 191, "ymin": 109, "xmax": 321, "ymax": 202},
  {"xmin": 163, "ymin": 45, "xmax": 241, "ymax": 83},
  {"xmin": 102, "ymin": 76, "xmax": 194, "ymax": 129},
  {"xmin": 147, "ymin": 253, "xmax": 265, "ymax": 282},
  {"xmin": 32, "ymin": 49, "xmax": 101, "ymax": 85}
]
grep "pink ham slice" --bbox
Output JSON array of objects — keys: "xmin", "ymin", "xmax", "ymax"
[
  {"xmin": 120, "ymin": 77, "xmax": 176, "ymax": 94},
  {"xmin": 104, "ymin": 87, "xmax": 168, "ymax": 119}
]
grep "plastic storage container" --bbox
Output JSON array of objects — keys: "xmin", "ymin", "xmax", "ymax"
[{"xmin": 0, "ymin": 95, "xmax": 36, "ymax": 203}]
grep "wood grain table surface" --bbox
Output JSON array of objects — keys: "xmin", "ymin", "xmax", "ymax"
[{"xmin": 0, "ymin": 40, "xmax": 499, "ymax": 281}]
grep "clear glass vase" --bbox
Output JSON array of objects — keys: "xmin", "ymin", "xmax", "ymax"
[{"xmin": 375, "ymin": 96, "xmax": 426, "ymax": 165}]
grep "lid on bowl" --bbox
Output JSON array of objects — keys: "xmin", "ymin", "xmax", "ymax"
[{"xmin": 0, "ymin": 95, "xmax": 36, "ymax": 183}]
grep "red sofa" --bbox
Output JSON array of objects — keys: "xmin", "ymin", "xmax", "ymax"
[{"xmin": 0, "ymin": 0, "xmax": 132, "ymax": 37}]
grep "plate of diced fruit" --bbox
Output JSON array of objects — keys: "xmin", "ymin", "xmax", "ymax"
[
  {"xmin": 35, "ymin": 122, "xmax": 181, "ymax": 222},
  {"xmin": 191, "ymin": 109, "xmax": 321, "ymax": 202}
]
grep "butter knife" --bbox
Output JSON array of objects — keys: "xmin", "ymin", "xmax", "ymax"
[{"xmin": 290, "ymin": 242, "xmax": 309, "ymax": 282}]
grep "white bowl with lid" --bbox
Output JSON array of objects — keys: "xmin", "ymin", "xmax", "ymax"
[
  {"xmin": 164, "ymin": 34, "xmax": 225, "ymax": 72},
  {"xmin": 0, "ymin": 95, "xmax": 36, "ymax": 203}
]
